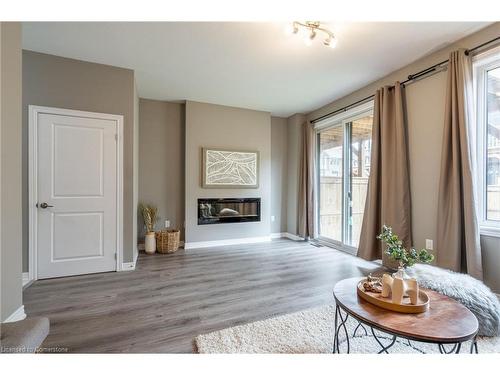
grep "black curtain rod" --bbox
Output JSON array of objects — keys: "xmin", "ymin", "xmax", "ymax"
[
  {"xmin": 311, "ymin": 35, "xmax": 500, "ymax": 124},
  {"xmin": 465, "ymin": 35, "xmax": 500, "ymax": 55}
]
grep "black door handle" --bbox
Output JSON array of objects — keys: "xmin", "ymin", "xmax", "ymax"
[{"xmin": 38, "ymin": 202, "xmax": 54, "ymax": 209}]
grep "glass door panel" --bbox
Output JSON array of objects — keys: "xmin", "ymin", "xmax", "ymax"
[
  {"xmin": 348, "ymin": 115, "xmax": 373, "ymax": 247},
  {"xmin": 486, "ymin": 67, "xmax": 500, "ymax": 221},
  {"xmin": 318, "ymin": 126, "xmax": 343, "ymax": 242}
]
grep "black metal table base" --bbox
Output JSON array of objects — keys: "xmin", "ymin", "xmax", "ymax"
[{"xmin": 333, "ymin": 304, "xmax": 479, "ymax": 354}]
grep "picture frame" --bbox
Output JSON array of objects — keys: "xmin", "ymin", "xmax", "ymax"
[{"xmin": 202, "ymin": 147, "xmax": 260, "ymax": 189}]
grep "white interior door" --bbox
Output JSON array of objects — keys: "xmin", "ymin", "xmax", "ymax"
[{"xmin": 36, "ymin": 111, "xmax": 118, "ymax": 279}]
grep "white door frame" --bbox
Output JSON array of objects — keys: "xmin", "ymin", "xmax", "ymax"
[{"xmin": 28, "ymin": 105, "xmax": 124, "ymax": 283}]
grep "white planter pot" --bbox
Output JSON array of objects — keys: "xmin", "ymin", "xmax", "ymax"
[{"xmin": 145, "ymin": 232, "xmax": 156, "ymax": 254}]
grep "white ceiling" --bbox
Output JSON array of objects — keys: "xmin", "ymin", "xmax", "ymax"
[{"xmin": 22, "ymin": 22, "xmax": 489, "ymax": 117}]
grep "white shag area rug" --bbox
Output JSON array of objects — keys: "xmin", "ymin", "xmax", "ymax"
[{"xmin": 195, "ymin": 305, "xmax": 500, "ymax": 354}]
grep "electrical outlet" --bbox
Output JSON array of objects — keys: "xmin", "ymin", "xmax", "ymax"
[
  {"xmin": 165, "ymin": 220, "xmax": 170, "ymax": 228},
  {"xmin": 425, "ymin": 239, "xmax": 433, "ymax": 250},
  {"xmin": 271, "ymin": 215, "xmax": 275, "ymax": 222}
]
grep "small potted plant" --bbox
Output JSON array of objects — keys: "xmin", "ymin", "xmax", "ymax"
[
  {"xmin": 140, "ymin": 203, "xmax": 158, "ymax": 254},
  {"xmin": 377, "ymin": 225, "xmax": 434, "ymax": 279}
]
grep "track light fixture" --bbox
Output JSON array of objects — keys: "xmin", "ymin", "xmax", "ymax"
[{"xmin": 285, "ymin": 21, "xmax": 337, "ymax": 49}]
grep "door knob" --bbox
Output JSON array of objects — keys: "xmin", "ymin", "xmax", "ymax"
[{"xmin": 38, "ymin": 202, "xmax": 54, "ymax": 209}]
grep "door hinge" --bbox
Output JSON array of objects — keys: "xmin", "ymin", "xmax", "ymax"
[
  {"xmin": 114, "ymin": 253, "xmax": 117, "ymax": 260},
  {"xmin": 115, "ymin": 134, "xmax": 118, "ymax": 141}
]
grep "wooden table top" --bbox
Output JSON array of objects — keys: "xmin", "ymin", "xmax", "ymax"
[{"xmin": 334, "ymin": 277, "xmax": 479, "ymax": 343}]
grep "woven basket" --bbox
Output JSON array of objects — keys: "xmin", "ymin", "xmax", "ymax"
[{"xmin": 156, "ymin": 229, "xmax": 180, "ymax": 254}]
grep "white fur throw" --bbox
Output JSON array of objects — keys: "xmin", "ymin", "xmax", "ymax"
[{"xmin": 406, "ymin": 264, "xmax": 500, "ymax": 336}]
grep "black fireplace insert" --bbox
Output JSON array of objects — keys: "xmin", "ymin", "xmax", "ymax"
[{"xmin": 198, "ymin": 198, "xmax": 261, "ymax": 225}]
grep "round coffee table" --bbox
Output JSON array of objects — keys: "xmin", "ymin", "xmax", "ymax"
[{"xmin": 333, "ymin": 277, "xmax": 479, "ymax": 354}]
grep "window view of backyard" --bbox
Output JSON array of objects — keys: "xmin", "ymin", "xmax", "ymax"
[
  {"xmin": 318, "ymin": 115, "xmax": 373, "ymax": 247},
  {"xmin": 487, "ymin": 66, "xmax": 500, "ymax": 221}
]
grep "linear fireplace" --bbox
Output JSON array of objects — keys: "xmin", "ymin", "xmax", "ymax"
[{"xmin": 198, "ymin": 198, "xmax": 261, "ymax": 225}]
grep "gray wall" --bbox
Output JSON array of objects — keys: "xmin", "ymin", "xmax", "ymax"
[
  {"xmin": 271, "ymin": 116, "xmax": 288, "ymax": 233},
  {"xmin": 138, "ymin": 102, "xmax": 286, "ymax": 239},
  {"xmin": 185, "ymin": 101, "xmax": 271, "ymax": 243},
  {"xmin": 286, "ymin": 113, "xmax": 305, "ymax": 236},
  {"xmin": 138, "ymin": 99, "xmax": 185, "ymax": 240},
  {"xmin": 1, "ymin": 22, "xmax": 23, "ymax": 321},
  {"xmin": 22, "ymin": 50, "xmax": 138, "ymax": 265},
  {"xmin": 305, "ymin": 23, "xmax": 500, "ymax": 292}
]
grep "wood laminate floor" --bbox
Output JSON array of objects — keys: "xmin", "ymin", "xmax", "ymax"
[{"xmin": 23, "ymin": 239, "xmax": 380, "ymax": 353}]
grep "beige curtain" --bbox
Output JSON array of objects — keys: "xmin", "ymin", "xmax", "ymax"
[
  {"xmin": 298, "ymin": 121, "xmax": 315, "ymax": 239},
  {"xmin": 436, "ymin": 50, "xmax": 483, "ymax": 280},
  {"xmin": 358, "ymin": 83, "xmax": 412, "ymax": 266}
]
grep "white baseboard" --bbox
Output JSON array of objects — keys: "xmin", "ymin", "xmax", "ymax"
[
  {"xmin": 285, "ymin": 232, "xmax": 304, "ymax": 241},
  {"xmin": 22, "ymin": 272, "xmax": 35, "ymax": 289},
  {"xmin": 22, "ymin": 272, "xmax": 30, "ymax": 287},
  {"xmin": 120, "ymin": 251, "xmax": 138, "ymax": 271},
  {"xmin": 137, "ymin": 241, "xmax": 185, "ymax": 252},
  {"xmin": 120, "ymin": 262, "xmax": 136, "ymax": 271},
  {"xmin": 3, "ymin": 305, "xmax": 26, "ymax": 323},
  {"xmin": 184, "ymin": 236, "xmax": 272, "ymax": 249},
  {"xmin": 271, "ymin": 232, "xmax": 304, "ymax": 241}
]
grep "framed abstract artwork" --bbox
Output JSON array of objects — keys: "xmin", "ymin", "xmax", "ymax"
[{"xmin": 202, "ymin": 148, "xmax": 259, "ymax": 188}]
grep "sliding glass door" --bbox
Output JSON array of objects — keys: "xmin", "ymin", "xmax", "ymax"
[{"xmin": 316, "ymin": 107, "xmax": 373, "ymax": 252}]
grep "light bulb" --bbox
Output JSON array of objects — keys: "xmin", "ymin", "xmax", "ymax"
[
  {"xmin": 284, "ymin": 22, "xmax": 299, "ymax": 36},
  {"xmin": 284, "ymin": 23, "xmax": 294, "ymax": 36},
  {"xmin": 298, "ymin": 25, "xmax": 308, "ymax": 38},
  {"xmin": 329, "ymin": 36, "xmax": 338, "ymax": 48},
  {"xmin": 304, "ymin": 29, "xmax": 315, "ymax": 46}
]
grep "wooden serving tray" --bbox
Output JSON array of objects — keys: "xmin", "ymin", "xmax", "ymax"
[{"xmin": 357, "ymin": 280, "xmax": 430, "ymax": 314}]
